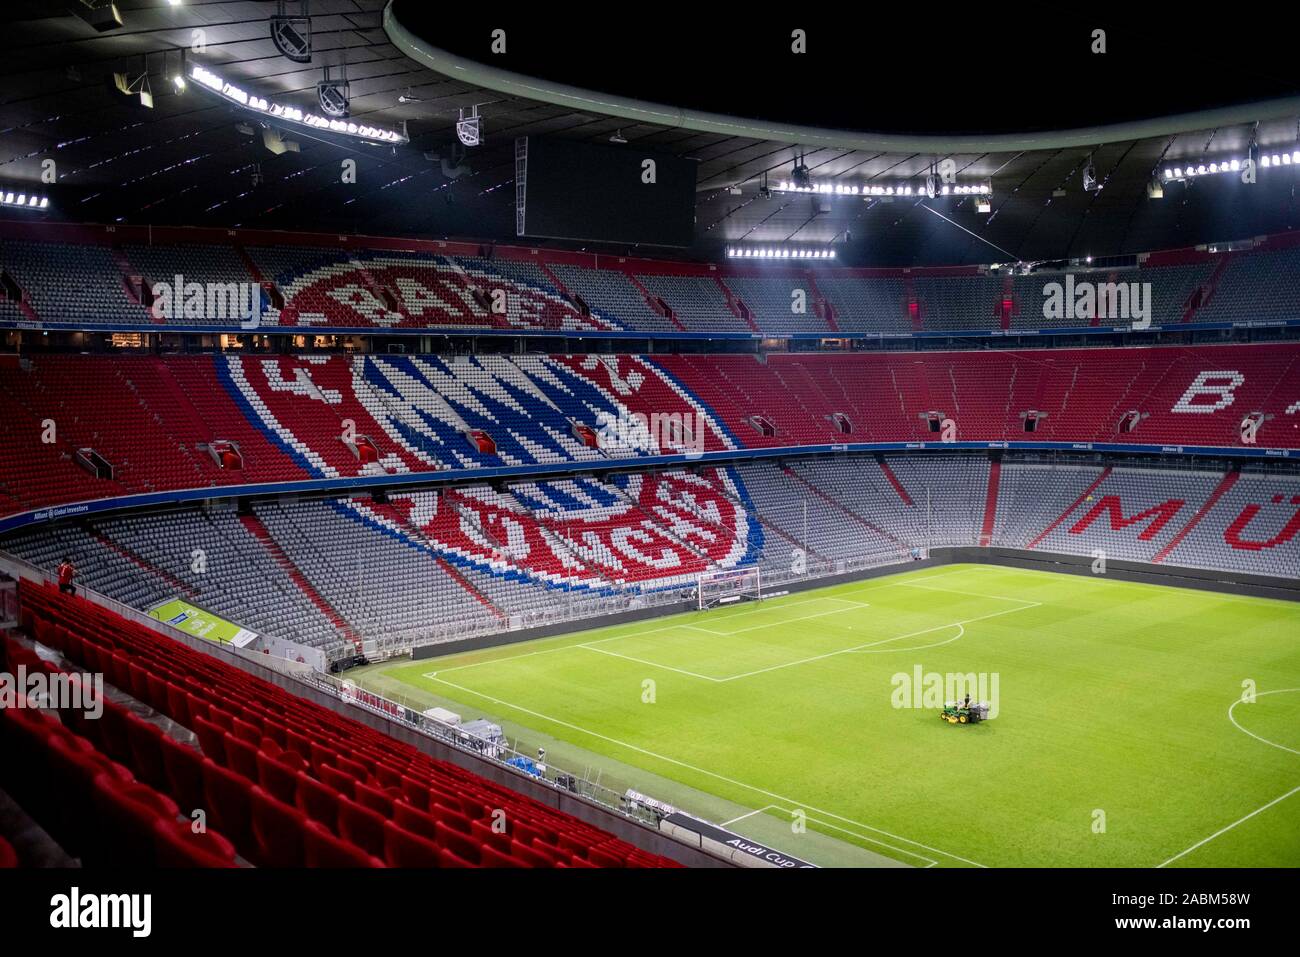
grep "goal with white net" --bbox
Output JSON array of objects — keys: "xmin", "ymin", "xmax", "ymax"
[{"xmin": 697, "ymin": 567, "xmax": 762, "ymax": 610}]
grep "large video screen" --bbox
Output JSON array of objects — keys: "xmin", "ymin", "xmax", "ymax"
[{"xmin": 516, "ymin": 136, "xmax": 697, "ymax": 248}]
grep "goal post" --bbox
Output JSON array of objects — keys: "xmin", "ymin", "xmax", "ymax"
[{"xmin": 697, "ymin": 567, "xmax": 762, "ymax": 610}]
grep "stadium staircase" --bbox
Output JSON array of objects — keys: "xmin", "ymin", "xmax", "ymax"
[
  {"xmin": 804, "ymin": 273, "xmax": 839, "ymax": 332},
  {"xmin": 708, "ymin": 473, "xmax": 833, "ymax": 564},
  {"xmin": 1025, "ymin": 466, "xmax": 1114, "ymax": 549},
  {"xmin": 714, "ymin": 276, "xmax": 761, "ymax": 333},
  {"xmin": 375, "ymin": 498, "xmax": 509, "ymax": 621},
  {"xmin": 86, "ymin": 524, "xmax": 200, "ymax": 600},
  {"xmin": 623, "ymin": 271, "xmax": 686, "ymax": 332},
  {"xmin": 780, "ymin": 465, "xmax": 910, "ymax": 551},
  {"xmin": 979, "ymin": 458, "xmax": 1002, "ymax": 547},
  {"xmin": 233, "ymin": 244, "xmax": 284, "ymax": 312},
  {"xmin": 1152, "ymin": 469, "xmax": 1240, "ymax": 563},
  {"xmin": 15, "ymin": 296, "xmax": 41, "ymax": 324},
  {"xmin": 237, "ymin": 514, "xmax": 363, "ymax": 650},
  {"xmin": 904, "ymin": 273, "xmax": 922, "ymax": 331},
  {"xmin": 876, "ymin": 456, "xmax": 916, "ymax": 506},
  {"xmin": 537, "ymin": 262, "xmax": 573, "ymax": 300},
  {"xmin": 1182, "ymin": 253, "xmax": 1232, "ymax": 323}
]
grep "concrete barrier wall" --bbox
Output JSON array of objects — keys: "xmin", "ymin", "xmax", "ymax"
[{"xmin": 939, "ymin": 547, "xmax": 1300, "ymax": 602}]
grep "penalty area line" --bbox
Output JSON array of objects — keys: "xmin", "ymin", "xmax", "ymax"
[
  {"xmin": 1157, "ymin": 783, "xmax": 1300, "ymax": 868},
  {"xmin": 721, "ymin": 804, "xmax": 938, "ymax": 867},
  {"xmin": 717, "ymin": 601, "xmax": 1039, "ymax": 682}
]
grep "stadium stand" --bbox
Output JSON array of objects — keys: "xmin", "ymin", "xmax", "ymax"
[
  {"xmin": 547, "ymin": 264, "xmax": 675, "ymax": 332},
  {"xmin": 6, "ymin": 582, "xmax": 680, "ymax": 867},
  {"xmin": 8, "ymin": 450, "xmax": 1296, "ymax": 662},
  {"xmin": 635, "ymin": 272, "xmax": 745, "ymax": 331},
  {"xmin": 4, "ymin": 233, "xmax": 1298, "ymax": 336}
]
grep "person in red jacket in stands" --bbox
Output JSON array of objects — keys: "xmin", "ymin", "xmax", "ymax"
[{"xmin": 56, "ymin": 557, "xmax": 76, "ymax": 596}]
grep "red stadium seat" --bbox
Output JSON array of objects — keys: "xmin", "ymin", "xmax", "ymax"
[
  {"xmin": 437, "ymin": 847, "xmax": 476, "ymax": 868},
  {"xmin": 0, "ymin": 836, "xmax": 18, "ymax": 869},
  {"xmin": 249, "ymin": 786, "xmax": 307, "ymax": 868},
  {"xmin": 434, "ymin": 821, "xmax": 481, "ymax": 865},
  {"xmin": 430, "ymin": 801, "xmax": 473, "ymax": 835},
  {"xmin": 96, "ymin": 700, "xmax": 133, "ymax": 765},
  {"xmin": 399, "ymin": 775, "xmax": 431, "ymax": 810},
  {"xmin": 201, "ymin": 758, "xmax": 255, "ymax": 856},
  {"xmin": 303, "ymin": 820, "xmax": 384, "ymax": 868},
  {"xmin": 393, "ymin": 803, "xmax": 439, "ymax": 842},
  {"xmin": 382, "ymin": 820, "xmax": 442, "ymax": 868},
  {"xmin": 479, "ymin": 842, "xmax": 530, "ymax": 868},
  {"xmin": 89, "ymin": 774, "xmax": 179, "ymax": 867},
  {"xmin": 124, "ymin": 713, "xmax": 169, "ymax": 790},
  {"xmin": 317, "ymin": 762, "xmax": 356, "ymax": 798},
  {"xmin": 336, "ymin": 797, "xmax": 386, "ymax": 858},
  {"xmin": 193, "ymin": 714, "xmax": 228, "ymax": 765},
  {"xmin": 158, "ymin": 733, "xmax": 206, "ymax": 817},
  {"xmin": 151, "ymin": 818, "xmax": 239, "ymax": 868},
  {"xmin": 294, "ymin": 770, "xmax": 341, "ymax": 828},
  {"xmin": 352, "ymin": 779, "xmax": 395, "ymax": 818},
  {"xmin": 222, "ymin": 732, "xmax": 260, "ymax": 781},
  {"xmin": 255, "ymin": 751, "xmax": 300, "ymax": 804}
]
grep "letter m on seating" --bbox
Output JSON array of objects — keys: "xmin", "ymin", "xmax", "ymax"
[{"xmin": 1067, "ymin": 496, "xmax": 1186, "ymax": 541}]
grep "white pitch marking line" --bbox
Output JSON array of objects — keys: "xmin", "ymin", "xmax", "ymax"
[
  {"xmin": 879, "ymin": 568, "xmax": 971, "ymax": 586},
  {"xmin": 578, "ymin": 644, "xmax": 723, "ymax": 682},
  {"xmin": 894, "ymin": 581, "xmax": 1041, "ymax": 605},
  {"xmin": 602, "ymin": 597, "xmax": 872, "ymax": 642},
  {"xmin": 765, "ymin": 803, "xmax": 938, "ymax": 867},
  {"xmin": 711, "ymin": 603, "xmax": 873, "ymax": 637},
  {"xmin": 718, "ymin": 602, "xmax": 1039, "ymax": 682},
  {"xmin": 420, "ymin": 641, "xmax": 578, "ymax": 676},
  {"xmin": 1228, "ymin": 688, "xmax": 1300, "ymax": 757},
  {"xmin": 414, "ymin": 568, "xmax": 1002, "ymax": 673},
  {"xmin": 1157, "ymin": 784, "xmax": 1300, "ymax": 868},
  {"xmin": 428, "ymin": 614, "xmax": 711, "ymax": 672},
  {"xmin": 1156, "ymin": 688, "xmax": 1300, "ymax": 867},
  {"xmin": 699, "ymin": 595, "xmax": 844, "ymax": 620},
  {"xmin": 680, "ymin": 624, "xmax": 732, "ymax": 637},
  {"xmin": 845, "ymin": 622, "xmax": 964, "ymax": 654},
  {"xmin": 425, "ymin": 588, "xmax": 1031, "ymax": 685},
  {"xmin": 427, "ymin": 674, "xmax": 988, "ymax": 868},
  {"xmin": 721, "ymin": 805, "xmax": 776, "ymax": 827}
]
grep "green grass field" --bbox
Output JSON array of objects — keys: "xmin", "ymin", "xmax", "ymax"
[{"xmin": 355, "ymin": 564, "xmax": 1300, "ymax": 867}]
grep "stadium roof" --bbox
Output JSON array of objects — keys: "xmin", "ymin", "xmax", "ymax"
[{"xmin": 2, "ymin": 2, "xmax": 1299, "ymax": 266}]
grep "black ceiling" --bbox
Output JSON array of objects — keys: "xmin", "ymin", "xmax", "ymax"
[{"xmin": 1, "ymin": 2, "xmax": 1298, "ymax": 266}]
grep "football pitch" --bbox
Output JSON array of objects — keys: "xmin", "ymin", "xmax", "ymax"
[{"xmin": 355, "ymin": 564, "xmax": 1300, "ymax": 868}]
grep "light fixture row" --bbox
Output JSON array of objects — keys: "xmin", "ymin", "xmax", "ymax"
[
  {"xmin": 1, "ymin": 190, "xmax": 48, "ymax": 209},
  {"xmin": 774, "ymin": 180, "xmax": 991, "ymax": 198},
  {"xmin": 1162, "ymin": 151, "xmax": 1300, "ymax": 181},
  {"xmin": 189, "ymin": 65, "xmax": 405, "ymax": 144},
  {"xmin": 725, "ymin": 246, "xmax": 836, "ymax": 260}
]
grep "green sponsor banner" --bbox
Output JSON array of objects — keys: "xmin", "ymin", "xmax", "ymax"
[{"xmin": 148, "ymin": 599, "xmax": 257, "ymax": 646}]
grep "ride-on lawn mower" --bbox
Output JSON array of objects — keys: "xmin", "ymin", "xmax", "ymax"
[{"xmin": 940, "ymin": 701, "xmax": 990, "ymax": 724}]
